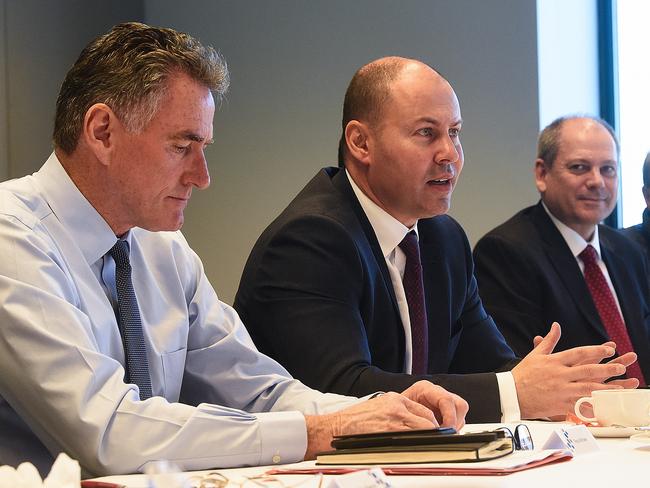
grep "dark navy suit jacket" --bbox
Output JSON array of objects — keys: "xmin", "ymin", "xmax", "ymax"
[
  {"xmin": 474, "ymin": 202, "xmax": 650, "ymax": 382},
  {"xmin": 235, "ymin": 167, "xmax": 517, "ymax": 422}
]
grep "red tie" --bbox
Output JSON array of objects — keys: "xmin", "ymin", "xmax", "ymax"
[
  {"xmin": 579, "ymin": 245, "xmax": 646, "ymax": 386},
  {"xmin": 399, "ymin": 231, "xmax": 428, "ymax": 375}
]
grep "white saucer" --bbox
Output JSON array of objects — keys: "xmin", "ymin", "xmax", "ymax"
[
  {"xmin": 587, "ymin": 425, "xmax": 639, "ymax": 438},
  {"xmin": 630, "ymin": 433, "xmax": 650, "ymax": 445}
]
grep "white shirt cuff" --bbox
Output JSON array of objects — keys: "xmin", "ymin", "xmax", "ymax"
[
  {"xmin": 257, "ymin": 411, "xmax": 309, "ymax": 465},
  {"xmin": 496, "ymin": 372, "xmax": 521, "ymax": 422}
]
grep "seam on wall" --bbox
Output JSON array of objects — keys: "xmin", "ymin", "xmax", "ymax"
[{"xmin": 0, "ymin": 0, "xmax": 9, "ymax": 181}]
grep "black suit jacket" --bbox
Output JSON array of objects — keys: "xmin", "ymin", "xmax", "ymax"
[
  {"xmin": 473, "ymin": 202, "xmax": 650, "ymax": 382},
  {"xmin": 622, "ymin": 208, "xmax": 650, "ymax": 259},
  {"xmin": 235, "ymin": 168, "xmax": 517, "ymax": 422}
]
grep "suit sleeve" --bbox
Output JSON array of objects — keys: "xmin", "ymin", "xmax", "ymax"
[
  {"xmin": 236, "ymin": 215, "xmax": 506, "ymax": 422},
  {"xmin": 473, "ymin": 233, "xmax": 549, "ymax": 357}
]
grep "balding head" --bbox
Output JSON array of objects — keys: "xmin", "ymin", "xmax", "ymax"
[{"xmin": 338, "ymin": 57, "xmax": 448, "ymax": 165}]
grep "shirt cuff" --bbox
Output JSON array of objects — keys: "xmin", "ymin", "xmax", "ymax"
[
  {"xmin": 257, "ymin": 411, "xmax": 308, "ymax": 465},
  {"xmin": 496, "ymin": 372, "xmax": 521, "ymax": 422}
]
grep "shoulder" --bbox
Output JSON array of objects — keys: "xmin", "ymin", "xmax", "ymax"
[
  {"xmin": 620, "ymin": 224, "xmax": 647, "ymax": 250},
  {"xmin": 475, "ymin": 205, "xmax": 540, "ymax": 251},
  {"xmin": 600, "ymin": 225, "xmax": 646, "ymax": 260},
  {"xmin": 0, "ymin": 176, "xmax": 52, "ymax": 231},
  {"xmin": 254, "ymin": 168, "xmax": 365, "ymax": 250}
]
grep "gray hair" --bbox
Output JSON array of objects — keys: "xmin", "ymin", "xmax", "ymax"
[
  {"xmin": 53, "ymin": 22, "xmax": 229, "ymax": 154},
  {"xmin": 537, "ymin": 115, "xmax": 619, "ymax": 167}
]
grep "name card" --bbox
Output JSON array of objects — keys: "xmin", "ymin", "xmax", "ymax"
[
  {"xmin": 326, "ymin": 467, "xmax": 392, "ymax": 488},
  {"xmin": 542, "ymin": 424, "xmax": 600, "ymax": 455}
]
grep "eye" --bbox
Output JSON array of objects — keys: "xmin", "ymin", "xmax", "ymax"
[
  {"xmin": 416, "ymin": 127, "xmax": 434, "ymax": 137},
  {"xmin": 568, "ymin": 163, "xmax": 589, "ymax": 174},
  {"xmin": 173, "ymin": 144, "xmax": 191, "ymax": 155},
  {"xmin": 601, "ymin": 165, "xmax": 618, "ymax": 177},
  {"xmin": 449, "ymin": 127, "xmax": 461, "ymax": 138}
]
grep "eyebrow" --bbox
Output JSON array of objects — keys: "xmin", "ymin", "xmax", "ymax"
[
  {"xmin": 172, "ymin": 131, "xmax": 214, "ymax": 145},
  {"xmin": 415, "ymin": 117, "xmax": 463, "ymax": 126}
]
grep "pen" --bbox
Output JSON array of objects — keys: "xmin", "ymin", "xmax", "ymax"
[{"xmin": 81, "ymin": 481, "xmax": 127, "ymax": 488}]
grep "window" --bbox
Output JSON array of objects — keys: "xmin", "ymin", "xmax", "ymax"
[{"xmin": 614, "ymin": 0, "xmax": 650, "ymax": 227}]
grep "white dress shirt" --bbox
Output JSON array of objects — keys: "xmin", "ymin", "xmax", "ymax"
[
  {"xmin": 542, "ymin": 203, "xmax": 624, "ymax": 316},
  {"xmin": 346, "ymin": 170, "xmax": 520, "ymax": 421},
  {"xmin": 0, "ymin": 153, "xmax": 358, "ymax": 476}
]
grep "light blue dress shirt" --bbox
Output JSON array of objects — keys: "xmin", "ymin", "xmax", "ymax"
[{"xmin": 0, "ymin": 153, "xmax": 357, "ymax": 476}]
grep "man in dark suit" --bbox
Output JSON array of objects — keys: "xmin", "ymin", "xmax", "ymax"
[
  {"xmin": 474, "ymin": 116, "xmax": 649, "ymax": 386},
  {"xmin": 622, "ymin": 152, "xmax": 650, "ymax": 256},
  {"xmin": 235, "ymin": 59, "xmax": 637, "ymax": 423}
]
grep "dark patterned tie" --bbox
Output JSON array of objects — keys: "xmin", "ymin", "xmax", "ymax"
[
  {"xmin": 109, "ymin": 240, "xmax": 153, "ymax": 400},
  {"xmin": 579, "ymin": 245, "xmax": 646, "ymax": 386},
  {"xmin": 399, "ymin": 231, "xmax": 428, "ymax": 375}
]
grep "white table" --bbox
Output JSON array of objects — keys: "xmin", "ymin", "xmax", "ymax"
[{"xmin": 90, "ymin": 422, "xmax": 650, "ymax": 487}]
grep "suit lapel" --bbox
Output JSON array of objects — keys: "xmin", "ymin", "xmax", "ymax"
[
  {"xmin": 331, "ymin": 169, "xmax": 401, "ymax": 315},
  {"xmin": 600, "ymin": 233, "xmax": 646, "ymax": 348},
  {"xmin": 531, "ymin": 203, "xmax": 609, "ymax": 339}
]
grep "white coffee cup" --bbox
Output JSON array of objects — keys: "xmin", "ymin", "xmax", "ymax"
[{"xmin": 574, "ymin": 389, "xmax": 650, "ymax": 427}]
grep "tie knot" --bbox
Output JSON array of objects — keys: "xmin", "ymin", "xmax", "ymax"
[
  {"xmin": 109, "ymin": 240, "xmax": 131, "ymax": 269},
  {"xmin": 398, "ymin": 231, "xmax": 420, "ymax": 260},
  {"xmin": 579, "ymin": 244, "xmax": 598, "ymax": 266}
]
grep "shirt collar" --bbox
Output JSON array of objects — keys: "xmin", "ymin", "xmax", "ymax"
[
  {"xmin": 346, "ymin": 169, "xmax": 416, "ymax": 256},
  {"xmin": 541, "ymin": 201, "xmax": 601, "ymax": 258},
  {"xmin": 34, "ymin": 152, "xmax": 121, "ymax": 264}
]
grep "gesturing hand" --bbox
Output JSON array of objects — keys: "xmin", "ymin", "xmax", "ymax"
[{"xmin": 513, "ymin": 322, "xmax": 634, "ymax": 419}]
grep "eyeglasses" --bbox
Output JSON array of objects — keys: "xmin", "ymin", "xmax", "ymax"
[
  {"xmin": 186, "ymin": 472, "xmax": 323, "ymax": 488},
  {"xmin": 496, "ymin": 424, "xmax": 534, "ymax": 451}
]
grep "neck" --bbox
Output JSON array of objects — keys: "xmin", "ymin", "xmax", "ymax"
[{"xmin": 56, "ymin": 147, "xmax": 130, "ymax": 236}]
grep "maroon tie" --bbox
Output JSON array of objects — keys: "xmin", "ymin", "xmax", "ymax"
[
  {"xmin": 579, "ymin": 245, "xmax": 646, "ymax": 386},
  {"xmin": 399, "ymin": 231, "xmax": 428, "ymax": 375}
]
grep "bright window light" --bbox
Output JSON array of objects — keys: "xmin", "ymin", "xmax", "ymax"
[{"xmin": 617, "ymin": 0, "xmax": 650, "ymax": 227}]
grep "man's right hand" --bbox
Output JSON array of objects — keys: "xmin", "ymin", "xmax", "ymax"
[
  {"xmin": 513, "ymin": 322, "xmax": 639, "ymax": 419},
  {"xmin": 303, "ymin": 383, "xmax": 467, "ymax": 459}
]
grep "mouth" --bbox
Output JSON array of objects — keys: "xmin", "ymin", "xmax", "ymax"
[
  {"xmin": 168, "ymin": 195, "xmax": 191, "ymax": 204},
  {"xmin": 578, "ymin": 195, "xmax": 608, "ymax": 203},
  {"xmin": 427, "ymin": 176, "xmax": 453, "ymax": 186}
]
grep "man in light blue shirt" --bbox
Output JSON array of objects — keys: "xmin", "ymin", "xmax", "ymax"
[{"xmin": 0, "ymin": 23, "xmax": 467, "ymax": 477}]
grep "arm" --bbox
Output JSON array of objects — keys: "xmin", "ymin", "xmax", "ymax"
[{"xmin": 0, "ymin": 217, "xmax": 353, "ymax": 476}]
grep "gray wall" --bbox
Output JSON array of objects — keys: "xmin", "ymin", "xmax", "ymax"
[
  {"xmin": 2, "ymin": 0, "xmax": 541, "ymax": 304},
  {"xmin": 146, "ymin": 0, "xmax": 541, "ymax": 303},
  {"xmin": 2, "ymin": 0, "xmax": 144, "ymax": 178}
]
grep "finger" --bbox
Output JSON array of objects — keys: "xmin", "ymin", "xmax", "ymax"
[
  {"xmin": 400, "ymin": 397, "xmax": 438, "ymax": 427},
  {"xmin": 565, "ymin": 362, "xmax": 626, "ymax": 382},
  {"xmin": 607, "ymin": 378, "xmax": 640, "ymax": 389},
  {"xmin": 553, "ymin": 343, "xmax": 615, "ymax": 366},
  {"xmin": 530, "ymin": 322, "xmax": 561, "ymax": 355},
  {"xmin": 606, "ymin": 352, "xmax": 637, "ymax": 367},
  {"xmin": 454, "ymin": 397, "xmax": 469, "ymax": 431},
  {"xmin": 434, "ymin": 397, "xmax": 458, "ymax": 430},
  {"xmin": 532, "ymin": 335, "xmax": 544, "ymax": 348},
  {"xmin": 572, "ymin": 342, "xmax": 619, "ymax": 366}
]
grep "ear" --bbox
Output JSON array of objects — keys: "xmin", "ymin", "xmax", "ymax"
[
  {"xmin": 643, "ymin": 186, "xmax": 650, "ymax": 209},
  {"xmin": 82, "ymin": 103, "xmax": 119, "ymax": 166},
  {"xmin": 344, "ymin": 120, "xmax": 372, "ymax": 166},
  {"xmin": 534, "ymin": 158, "xmax": 548, "ymax": 194}
]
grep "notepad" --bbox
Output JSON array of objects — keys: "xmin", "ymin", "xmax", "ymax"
[{"xmin": 316, "ymin": 429, "xmax": 514, "ymax": 464}]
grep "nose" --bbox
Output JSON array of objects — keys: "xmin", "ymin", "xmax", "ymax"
[
  {"xmin": 436, "ymin": 135, "xmax": 460, "ymax": 165},
  {"xmin": 586, "ymin": 167, "xmax": 605, "ymax": 189},
  {"xmin": 185, "ymin": 149, "xmax": 211, "ymax": 190}
]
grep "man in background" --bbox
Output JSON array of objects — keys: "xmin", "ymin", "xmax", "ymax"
[
  {"xmin": 0, "ymin": 24, "xmax": 468, "ymax": 477},
  {"xmin": 474, "ymin": 116, "xmax": 650, "ymax": 385},
  {"xmin": 622, "ymin": 151, "xmax": 650, "ymax": 256},
  {"xmin": 235, "ymin": 59, "xmax": 637, "ymax": 424}
]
